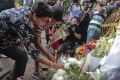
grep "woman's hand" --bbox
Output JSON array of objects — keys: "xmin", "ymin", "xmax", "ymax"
[
  {"xmin": 47, "ymin": 53, "xmax": 56, "ymax": 63},
  {"xmin": 37, "ymin": 54, "xmax": 64, "ymax": 69},
  {"xmin": 53, "ymin": 63, "xmax": 64, "ymax": 69}
]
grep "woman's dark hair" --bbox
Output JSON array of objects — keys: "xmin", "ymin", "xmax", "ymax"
[
  {"xmin": 47, "ymin": 0, "xmax": 55, "ymax": 6},
  {"xmin": 31, "ymin": 1, "xmax": 52, "ymax": 18},
  {"xmin": 52, "ymin": 5, "xmax": 63, "ymax": 21},
  {"xmin": 75, "ymin": 26, "xmax": 83, "ymax": 35}
]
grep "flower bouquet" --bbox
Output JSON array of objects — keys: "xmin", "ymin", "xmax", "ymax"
[
  {"xmin": 52, "ymin": 58, "xmax": 91, "ymax": 80},
  {"xmin": 75, "ymin": 40, "xmax": 96, "ymax": 60}
]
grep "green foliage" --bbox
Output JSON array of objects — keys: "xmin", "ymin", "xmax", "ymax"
[
  {"xmin": 93, "ymin": 31, "xmax": 116, "ymax": 58},
  {"xmin": 64, "ymin": 58, "xmax": 91, "ymax": 80},
  {"xmin": 65, "ymin": 64, "xmax": 91, "ymax": 80},
  {"xmin": 16, "ymin": 0, "xmax": 23, "ymax": 5},
  {"xmin": 63, "ymin": 0, "xmax": 72, "ymax": 15}
]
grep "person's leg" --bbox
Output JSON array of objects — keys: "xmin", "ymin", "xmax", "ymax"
[
  {"xmin": 32, "ymin": 60, "xmax": 42, "ymax": 80},
  {"xmin": 2, "ymin": 45, "xmax": 28, "ymax": 79},
  {"xmin": 35, "ymin": 60, "xmax": 40, "ymax": 72}
]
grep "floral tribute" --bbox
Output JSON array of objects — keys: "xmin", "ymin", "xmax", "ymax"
[{"xmin": 76, "ymin": 40, "xmax": 97, "ymax": 56}]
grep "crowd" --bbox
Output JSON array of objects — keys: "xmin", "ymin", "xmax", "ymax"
[{"xmin": 0, "ymin": 0, "xmax": 120, "ymax": 80}]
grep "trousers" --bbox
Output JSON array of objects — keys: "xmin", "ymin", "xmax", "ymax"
[{"xmin": 0, "ymin": 45, "xmax": 28, "ymax": 77}]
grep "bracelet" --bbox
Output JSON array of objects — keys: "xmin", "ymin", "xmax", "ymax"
[{"xmin": 50, "ymin": 61, "xmax": 53, "ymax": 68}]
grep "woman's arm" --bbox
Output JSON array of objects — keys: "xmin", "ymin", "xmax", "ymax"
[
  {"xmin": 35, "ymin": 54, "xmax": 64, "ymax": 69},
  {"xmin": 34, "ymin": 33, "xmax": 55, "ymax": 62}
]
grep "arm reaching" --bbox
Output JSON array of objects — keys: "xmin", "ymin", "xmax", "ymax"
[
  {"xmin": 35, "ymin": 54, "xmax": 64, "ymax": 69},
  {"xmin": 34, "ymin": 32, "xmax": 55, "ymax": 62}
]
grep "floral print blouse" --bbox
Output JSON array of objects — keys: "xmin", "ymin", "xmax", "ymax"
[{"xmin": 0, "ymin": 6, "xmax": 42, "ymax": 59}]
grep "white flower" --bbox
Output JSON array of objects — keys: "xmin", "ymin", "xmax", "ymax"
[
  {"xmin": 67, "ymin": 58, "xmax": 77, "ymax": 64},
  {"xmin": 64, "ymin": 58, "xmax": 84, "ymax": 68},
  {"xmin": 86, "ymin": 72, "xmax": 94, "ymax": 77},
  {"xmin": 116, "ymin": 24, "xmax": 120, "ymax": 35},
  {"xmin": 57, "ymin": 76, "xmax": 64, "ymax": 80},
  {"xmin": 52, "ymin": 69, "xmax": 65, "ymax": 80},
  {"xmin": 87, "ymin": 69, "xmax": 101, "ymax": 80},
  {"xmin": 64, "ymin": 63, "xmax": 70, "ymax": 69},
  {"xmin": 56, "ymin": 69, "xmax": 66, "ymax": 76},
  {"xmin": 53, "ymin": 73, "xmax": 59, "ymax": 79},
  {"xmin": 108, "ymin": 38, "xmax": 114, "ymax": 43},
  {"xmin": 52, "ymin": 76, "xmax": 65, "ymax": 80},
  {"xmin": 76, "ymin": 61, "xmax": 83, "ymax": 67},
  {"xmin": 96, "ymin": 69, "xmax": 100, "ymax": 75}
]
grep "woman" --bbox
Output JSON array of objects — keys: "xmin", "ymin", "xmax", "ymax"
[
  {"xmin": 32, "ymin": 4, "xmax": 64, "ymax": 79},
  {"xmin": 0, "ymin": 1, "xmax": 63, "ymax": 80}
]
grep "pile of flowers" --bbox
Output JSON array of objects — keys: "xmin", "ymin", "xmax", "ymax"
[
  {"xmin": 87, "ymin": 23, "xmax": 120, "ymax": 80},
  {"xmin": 52, "ymin": 58, "xmax": 91, "ymax": 80},
  {"xmin": 75, "ymin": 31, "xmax": 115, "ymax": 58},
  {"xmin": 76, "ymin": 40, "xmax": 96, "ymax": 56}
]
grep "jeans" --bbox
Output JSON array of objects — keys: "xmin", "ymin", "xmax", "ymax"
[
  {"xmin": 0, "ymin": 45, "xmax": 28, "ymax": 77},
  {"xmin": 87, "ymin": 25, "xmax": 101, "ymax": 43}
]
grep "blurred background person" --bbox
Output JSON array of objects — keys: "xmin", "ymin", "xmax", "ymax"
[
  {"xmin": 0, "ymin": 0, "xmax": 15, "ymax": 12},
  {"xmin": 67, "ymin": 0, "xmax": 82, "ymax": 22}
]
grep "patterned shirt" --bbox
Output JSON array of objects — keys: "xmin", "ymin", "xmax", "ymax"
[{"xmin": 0, "ymin": 6, "xmax": 42, "ymax": 59}]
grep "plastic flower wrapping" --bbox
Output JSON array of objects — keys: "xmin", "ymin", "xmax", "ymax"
[{"xmin": 87, "ymin": 69, "xmax": 109, "ymax": 80}]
